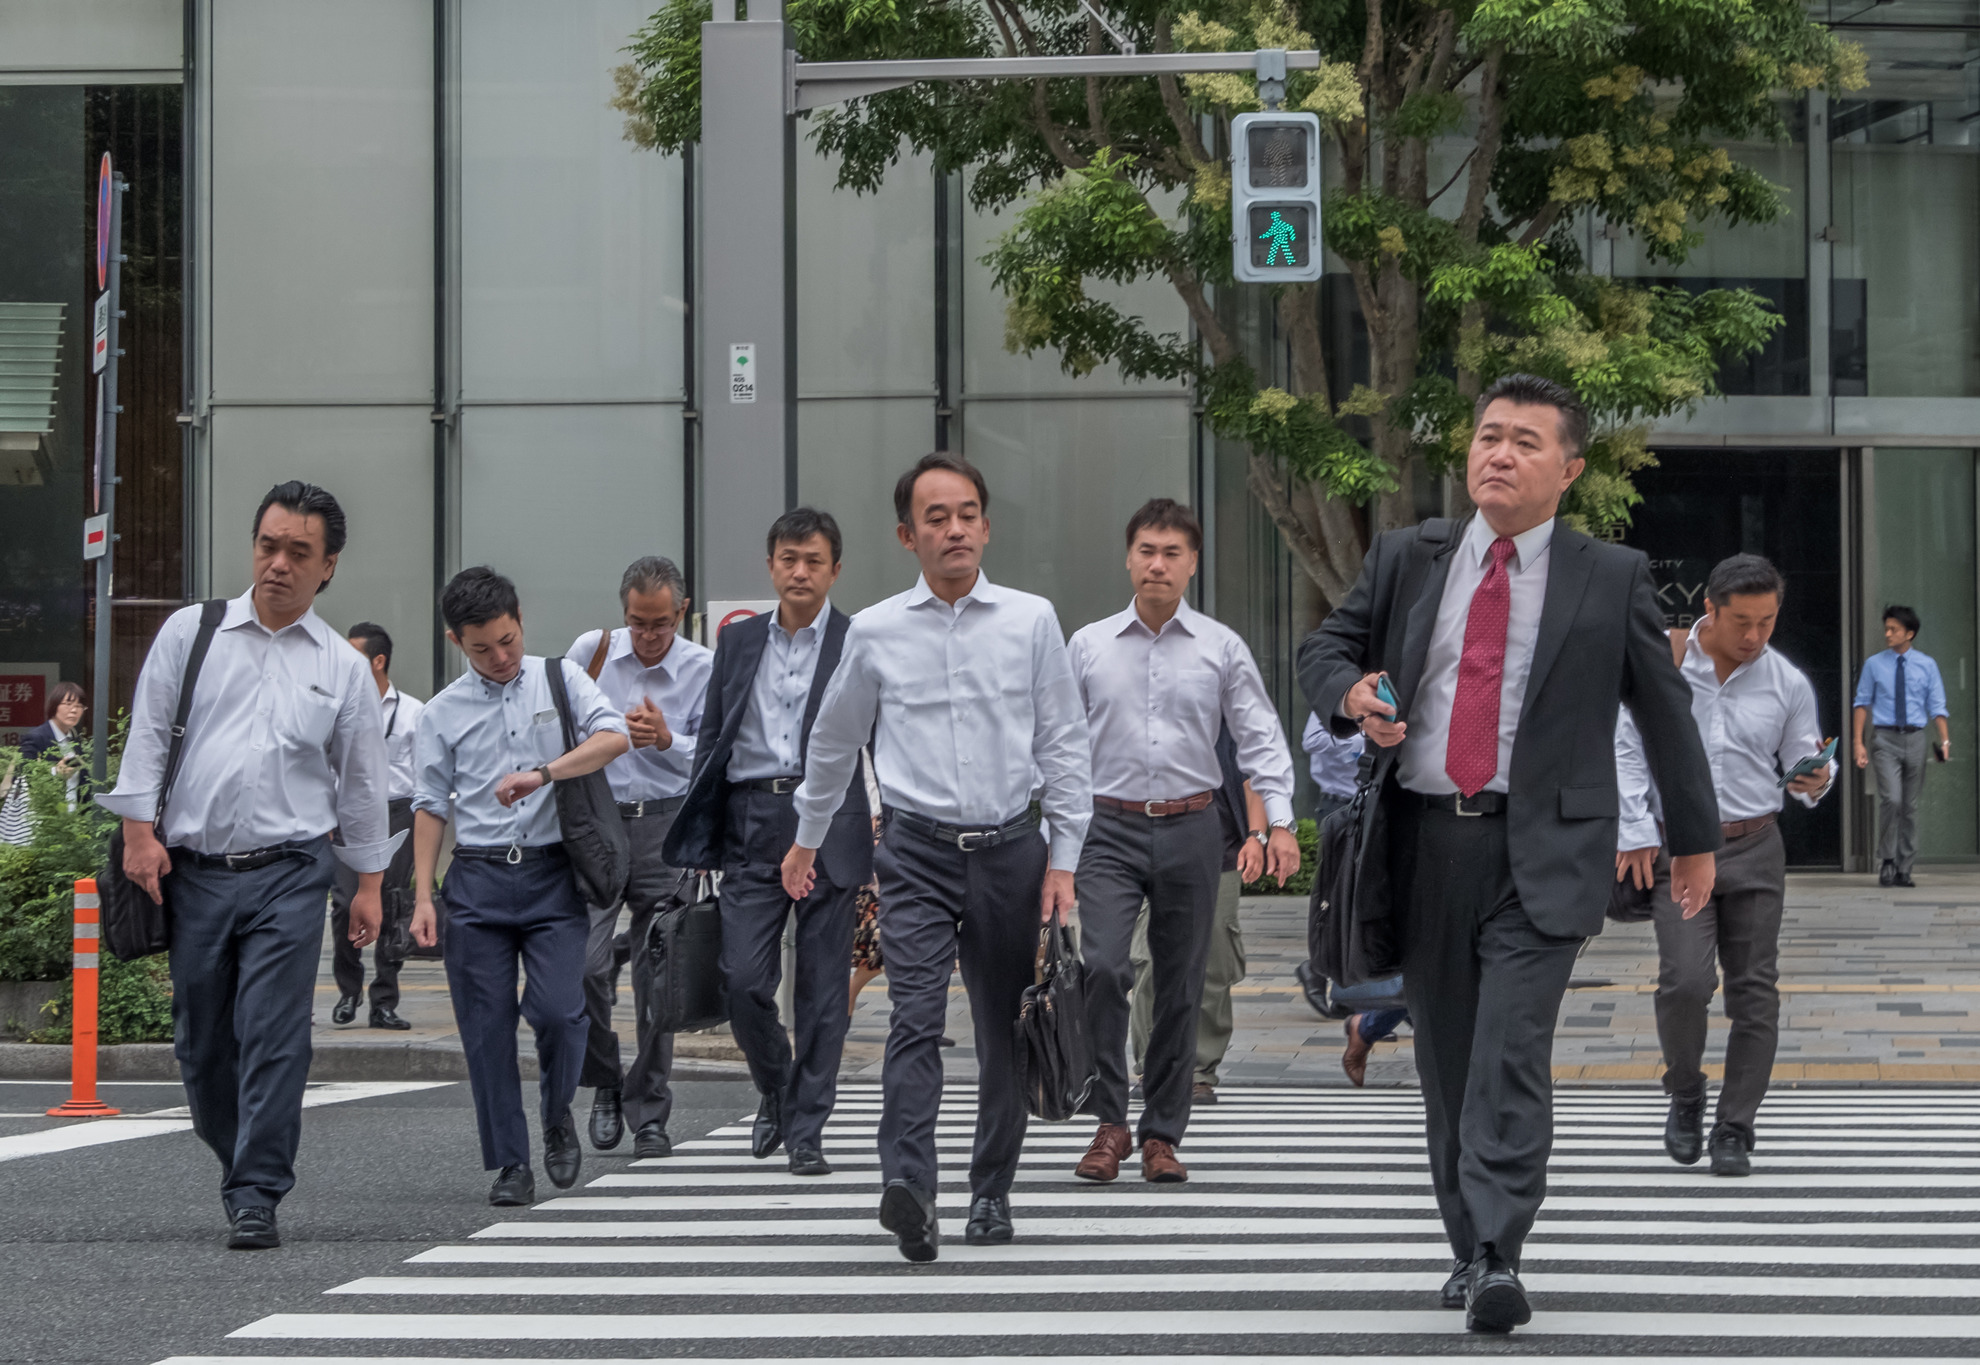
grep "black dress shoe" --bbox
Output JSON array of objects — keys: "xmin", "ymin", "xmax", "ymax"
[
  {"xmin": 878, "ymin": 1179, "xmax": 939, "ymax": 1262},
  {"xmin": 1295, "ymin": 960, "xmax": 1347, "ymax": 1019},
  {"xmin": 1664, "ymin": 1088, "xmax": 1706, "ymax": 1166},
  {"xmin": 965, "ymin": 1193, "xmax": 1013, "ymax": 1246},
  {"xmin": 788, "ymin": 1145, "xmax": 832, "ymax": 1176},
  {"xmin": 330, "ymin": 993, "xmax": 359, "ymax": 1025},
  {"xmin": 489, "ymin": 1164, "xmax": 536, "ymax": 1206},
  {"xmin": 752, "ymin": 1089, "xmax": 785, "ymax": 1160},
  {"xmin": 543, "ymin": 1112, "xmax": 583, "ymax": 1189},
  {"xmin": 368, "ymin": 1006, "xmax": 411, "ymax": 1031},
  {"xmin": 1440, "ymin": 1258, "xmax": 1470, "ymax": 1309},
  {"xmin": 589, "ymin": 1086, "xmax": 624, "ymax": 1151},
  {"xmin": 1897, "ymin": 871, "xmax": 1917, "ymax": 888},
  {"xmin": 1880, "ymin": 859, "xmax": 1897, "ymax": 887},
  {"xmin": 1464, "ymin": 1252, "xmax": 1531, "ymax": 1333},
  {"xmin": 226, "ymin": 1205, "xmax": 280, "ymax": 1250},
  {"xmin": 633, "ymin": 1121, "xmax": 672, "ymax": 1159},
  {"xmin": 1708, "ymin": 1121, "xmax": 1752, "ymax": 1177}
]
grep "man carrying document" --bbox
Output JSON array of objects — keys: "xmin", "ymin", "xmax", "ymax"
[{"xmin": 1615, "ymin": 554, "xmax": 1834, "ymax": 1178}]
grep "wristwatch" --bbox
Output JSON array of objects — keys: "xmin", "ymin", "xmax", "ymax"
[
  {"xmin": 535, "ymin": 765, "xmax": 555, "ymax": 788},
  {"xmin": 1248, "ymin": 829, "xmax": 1269, "ymax": 847}
]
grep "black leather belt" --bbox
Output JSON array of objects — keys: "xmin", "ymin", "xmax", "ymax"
[
  {"xmin": 1415, "ymin": 790, "xmax": 1508, "ymax": 817},
  {"xmin": 888, "ymin": 805, "xmax": 1041, "ymax": 852},
  {"xmin": 617, "ymin": 796, "xmax": 686, "ymax": 818},
  {"xmin": 454, "ymin": 843, "xmax": 566, "ymax": 864},
  {"xmin": 1877, "ymin": 725, "xmax": 1924, "ymax": 734},
  {"xmin": 184, "ymin": 840, "xmax": 317, "ymax": 872},
  {"xmin": 740, "ymin": 777, "xmax": 803, "ymax": 795}
]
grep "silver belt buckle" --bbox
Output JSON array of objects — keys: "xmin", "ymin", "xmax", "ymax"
[
  {"xmin": 1144, "ymin": 800, "xmax": 1162, "ymax": 817},
  {"xmin": 775, "ymin": 777, "xmax": 800, "ymax": 795},
  {"xmin": 630, "ymin": 801, "xmax": 646, "ymax": 818},
  {"xmin": 505, "ymin": 844, "xmax": 523, "ymax": 865},
  {"xmin": 1454, "ymin": 793, "xmax": 1484, "ymax": 818},
  {"xmin": 224, "ymin": 852, "xmax": 250, "ymax": 869},
  {"xmin": 955, "ymin": 828, "xmax": 992, "ymax": 852}
]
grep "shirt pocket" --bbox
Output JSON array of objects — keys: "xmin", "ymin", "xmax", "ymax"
[
  {"xmin": 283, "ymin": 686, "xmax": 340, "ymax": 754},
  {"xmin": 530, "ymin": 710, "xmax": 567, "ymax": 766}
]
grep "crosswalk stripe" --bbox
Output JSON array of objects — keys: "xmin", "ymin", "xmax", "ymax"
[
  {"xmin": 328, "ymin": 1271, "xmax": 1980, "ymax": 1298},
  {"xmin": 227, "ymin": 1309, "xmax": 1980, "ymax": 1340},
  {"xmin": 587, "ymin": 1168, "xmax": 1980, "ymax": 1190},
  {"xmin": 474, "ymin": 1215, "xmax": 1980, "ymax": 1238},
  {"xmin": 161, "ymin": 1357, "xmax": 1980, "ymax": 1365},
  {"xmin": 407, "ymin": 1240, "xmax": 1980, "ymax": 1267},
  {"xmin": 534, "ymin": 1189, "xmax": 1980, "ymax": 1213}
]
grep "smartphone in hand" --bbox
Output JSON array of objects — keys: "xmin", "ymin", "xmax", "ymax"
[{"xmin": 1374, "ymin": 673, "xmax": 1400, "ymax": 719}]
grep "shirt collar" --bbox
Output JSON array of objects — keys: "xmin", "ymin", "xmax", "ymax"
[
  {"xmin": 771, "ymin": 599, "xmax": 832, "ymax": 642},
  {"xmin": 1687, "ymin": 618, "xmax": 1773, "ymax": 686},
  {"xmin": 1115, "ymin": 596, "xmax": 1199, "ymax": 638},
  {"xmin": 223, "ymin": 589, "xmax": 327, "ymax": 647},
  {"xmin": 1463, "ymin": 514, "xmax": 1555, "ymax": 574},
  {"xmin": 908, "ymin": 571, "xmax": 998, "ymax": 610},
  {"xmin": 611, "ymin": 628, "xmax": 682, "ymax": 679}
]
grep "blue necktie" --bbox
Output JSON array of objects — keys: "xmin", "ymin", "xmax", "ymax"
[{"xmin": 1896, "ymin": 654, "xmax": 1909, "ymax": 728}]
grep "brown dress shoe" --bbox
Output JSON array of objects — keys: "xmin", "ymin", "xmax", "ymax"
[
  {"xmin": 1191, "ymin": 1081, "xmax": 1217, "ymax": 1104},
  {"xmin": 1341, "ymin": 1013, "xmax": 1373, "ymax": 1087},
  {"xmin": 1074, "ymin": 1124, "xmax": 1132, "ymax": 1182},
  {"xmin": 1141, "ymin": 1138, "xmax": 1189, "ymax": 1183}
]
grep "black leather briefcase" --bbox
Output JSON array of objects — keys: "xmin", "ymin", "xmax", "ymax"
[
  {"xmin": 1014, "ymin": 918, "xmax": 1095, "ymax": 1121},
  {"xmin": 1309, "ymin": 762, "xmax": 1403, "ymax": 989},
  {"xmin": 639, "ymin": 874, "xmax": 727, "ymax": 1034}
]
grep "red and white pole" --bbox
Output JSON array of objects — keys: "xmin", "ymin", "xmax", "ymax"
[{"xmin": 47, "ymin": 877, "xmax": 119, "ymax": 1117}]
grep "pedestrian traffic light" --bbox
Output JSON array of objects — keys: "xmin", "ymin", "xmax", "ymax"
[{"xmin": 1230, "ymin": 111, "xmax": 1323, "ymax": 283}]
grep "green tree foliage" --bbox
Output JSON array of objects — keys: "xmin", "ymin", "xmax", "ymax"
[
  {"xmin": 0, "ymin": 731, "xmax": 174, "ymax": 1044},
  {"xmin": 619, "ymin": 0, "xmax": 1863, "ymax": 602}
]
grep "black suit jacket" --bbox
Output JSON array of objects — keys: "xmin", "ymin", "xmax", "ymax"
[
  {"xmin": 1297, "ymin": 515, "xmax": 1720, "ymax": 939},
  {"xmin": 662, "ymin": 607, "xmax": 872, "ymax": 886},
  {"xmin": 17, "ymin": 722, "xmax": 60, "ymax": 764}
]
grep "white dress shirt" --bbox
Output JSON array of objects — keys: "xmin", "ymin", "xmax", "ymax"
[
  {"xmin": 413, "ymin": 655, "xmax": 628, "ymax": 849},
  {"xmin": 97, "ymin": 591, "xmax": 397, "ymax": 870},
  {"xmin": 378, "ymin": 684, "xmax": 425, "ymax": 802},
  {"xmin": 1397, "ymin": 515, "xmax": 1554, "ymax": 796},
  {"xmin": 1615, "ymin": 622, "xmax": 1830, "ymax": 845},
  {"xmin": 728, "ymin": 601, "xmax": 831, "ymax": 782},
  {"xmin": 564, "ymin": 629, "xmax": 713, "ymax": 803},
  {"xmin": 792, "ymin": 572, "xmax": 1094, "ymax": 871},
  {"xmin": 1068, "ymin": 597, "xmax": 1296, "ymax": 828},
  {"xmin": 1302, "ymin": 711, "xmax": 1365, "ymax": 800}
]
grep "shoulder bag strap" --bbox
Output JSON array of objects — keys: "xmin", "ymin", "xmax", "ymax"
[
  {"xmin": 543, "ymin": 656, "xmax": 580, "ymax": 755},
  {"xmin": 586, "ymin": 629, "xmax": 612, "ymax": 681},
  {"xmin": 383, "ymin": 692, "xmax": 400, "ymax": 739},
  {"xmin": 153, "ymin": 598, "xmax": 229, "ymax": 827}
]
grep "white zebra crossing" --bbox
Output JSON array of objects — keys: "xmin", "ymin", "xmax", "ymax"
[{"xmin": 186, "ymin": 1084, "xmax": 1980, "ymax": 1360}]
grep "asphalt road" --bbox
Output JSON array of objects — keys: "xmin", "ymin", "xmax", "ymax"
[
  {"xmin": 0, "ymin": 1077, "xmax": 756, "ymax": 1365},
  {"xmin": 6, "ymin": 1079, "xmax": 1980, "ymax": 1362}
]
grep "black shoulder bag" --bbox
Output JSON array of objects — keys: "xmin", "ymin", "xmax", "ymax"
[
  {"xmin": 639, "ymin": 872, "xmax": 727, "ymax": 1034},
  {"xmin": 101, "ymin": 599, "xmax": 227, "ymax": 961},
  {"xmin": 543, "ymin": 656, "xmax": 631, "ymax": 908},
  {"xmin": 1308, "ymin": 518, "xmax": 1454, "ymax": 988}
]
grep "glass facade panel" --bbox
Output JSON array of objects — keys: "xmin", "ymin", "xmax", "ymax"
[
  {"xmin": 796, "ymin": 398, "xmax": 935, "ymax": 615},
  {"xmin": 458, "ymin": 404, "xmax": 685, "ymax": 665},
  {"xmin": 1869, "ymin": 448, "xmax": 1977, "ymax": 857},
  {"xmin": 797, "ymin": 145, "xmax": 933, "ymax": 399},
  {"xmin": 961, "ymin": 397, "xmax": 1191, "ymax": 635},
  {"xmin": 458, "ymin": 0, "xmax": 684, "ymax": 404},
  {"xmin": 1830, "ymin": 26, "xmax": 1980, "ymax": 398}
]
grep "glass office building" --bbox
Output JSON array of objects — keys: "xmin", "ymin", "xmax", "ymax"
[{"xmin": 3, "ymin": 0, "xmax": 1978, "ymax": 868}]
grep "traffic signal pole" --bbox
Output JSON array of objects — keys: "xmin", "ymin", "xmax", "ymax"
[{"xmin": 693, "ymin": 26, "xmax": 1318, "ymax": 601}]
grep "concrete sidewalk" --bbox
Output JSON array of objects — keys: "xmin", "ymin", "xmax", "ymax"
[{"xmin": 6, "ymin": 867, "xmax": 1977, "ymax": 1085}]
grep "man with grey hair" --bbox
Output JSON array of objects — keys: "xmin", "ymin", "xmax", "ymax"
[{"xmin": 564, "ymin": 555, "xmax": 711, "ymax": 1158}]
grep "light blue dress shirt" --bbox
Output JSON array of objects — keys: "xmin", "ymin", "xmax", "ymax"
[
  {"xmin": 1300, "ymin": 711, "xmax": 1364, "ymax": 800},
  {"xmin": 728, "ymin": 600, "xmax": 830, "ymax": 783},
  {"xmin": 1853, "ymin": 648, "xmax": 1948, "ymax": 728},
  {"xmin": 564, "ymin": 629, "xmax": 713, "ymax": 803},
  {"xmin": 792, "ymin": 572, "xmax": 1094, "ymax": 871},
  {"xmin": 413, "ymin": 655, "xmax": 627, "ymax": 849}
]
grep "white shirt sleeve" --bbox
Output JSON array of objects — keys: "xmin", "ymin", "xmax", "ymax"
[
  {"xmin": 327, "ymin": 669, "xmax": 400, "ymax": 872},
  {"xmin": 792, "ymin": 620, "xmax": 881, "ymax": 849},
  {"xmin": 1615, "ymin": 707, "xmax": 1660, "ymax": 851},
  {"xmin": 1777, "ymin": 671, "xmax": 1833, "ymax": 809},
  {"xmin": 1031, "ymin": 606, "xmax": 1094, "ymax": 873},
  {"xmin": 94, "ymin": 608, "xmax": 194, "ymax": 823},
  {"xmin": 1222, "ymin": 635, "xmax": 1297, "ymax": 828},
  {"xmin": 412, "ymin": 698, "xmax": 455, "ymax": 822}
]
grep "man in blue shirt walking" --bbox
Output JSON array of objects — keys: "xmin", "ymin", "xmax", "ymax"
[{"xmin": 1852, "ymin": 605, "xmax": 1952, "ymax": 887}]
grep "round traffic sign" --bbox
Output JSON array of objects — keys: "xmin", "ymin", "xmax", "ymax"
[{"xmin": 96, "ymin": 153, "xmax": 112, "ymax": 290}]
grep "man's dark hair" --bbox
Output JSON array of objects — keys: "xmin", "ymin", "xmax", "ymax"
[
  {"xmin": 893, "ymin": 452, "xmax": 990, "ymax": 527},
  {"xmin": 45, "ymin": 680, "xmax": 86, "ymax": 722},
  {"xmin": 620, "ymin": 556, "xmax": 687, "ymax": 609},
  {"xmin": 441, "ymin": 566, "xmax": 521, "ymax": 633},
  {"xmin": 253, "ymin": 481, "xmax": 348, "ymax": 558},
  {"xmin": 1885, "ymin": 604, "xmax": 1922, "ymax": 636},
  {"xmin": 1474, "ymin": 373, "xmax": 1590, "ymax": 461},
  {"xmin": 768, "ymin": 506, "xmax": 843, "ymax": 564},
  {"xmin": 1706, "ymin": 554, "xmax": 1786, "ymax": 606},
  {"xmin": 1125, "ymin": 497, "xmax": 1203, "ymax": 553},
  {"xmin": 347, "ymin": 621, "xmax": 393, "ymax": 669}
]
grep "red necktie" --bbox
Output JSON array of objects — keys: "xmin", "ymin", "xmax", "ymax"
[{"xmin": 1446, "ymin": 537, "xmax": 1517, "ymax": 797}]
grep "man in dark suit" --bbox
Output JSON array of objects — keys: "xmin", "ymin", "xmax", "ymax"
[
  {"xmin": 1299, "ymin": 373, "xmax": 1720, "ymax": 1334},
  {"xmin": 664, "ymin": 507, "xmax": 871, "ymax": 1175}
]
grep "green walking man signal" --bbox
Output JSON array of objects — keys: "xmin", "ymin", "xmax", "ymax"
[{"xmin": 1231, "ymin": 111, "xmax": 1323, "ymax": 283}]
